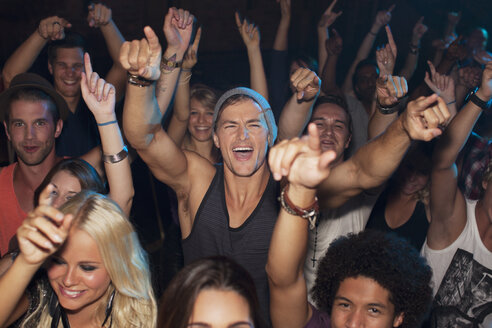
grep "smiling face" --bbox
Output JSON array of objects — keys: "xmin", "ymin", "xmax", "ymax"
[
  {"xmin": 49, "ymin": 170, "xmax": 82, "ymax": 208},
  {"xmin": 48, "ymin": 47, "xmax": 84, "ymax": 99},
  {"xmin": 311, "ymin": 103, "xmax": 351, "ymax": 164},
  {"xmin": 47, "ymin": 228, "xmax": 111, "ymax": 317},
  {"xmin": 331, "ymin": 276, "xmax": 403, "ymax": 328},
  {"xmin": 188, "ymin": 289, "xmax": 254, "ymax": 328},
  {"xmin": 213, "ymin": 98, "xmax": 269, "ymax": 177},
  {"xmin": 4, "ymin": 99, "xmax": 62, "ymax": 166},
  {"xmin": 188, "ymin": 98, "xmax": 215, "ymax": 142}
]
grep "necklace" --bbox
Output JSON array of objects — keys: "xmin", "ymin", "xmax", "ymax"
[{"xmin": 310, "ymin": 220, "xmax": 319, "ymax": 268}]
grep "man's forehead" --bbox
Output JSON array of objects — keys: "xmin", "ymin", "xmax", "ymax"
[
  {"xmin": 55, "ymin": 47, "xmax": 84, "ymax": 62},
  {"xmin": 219, "ymin": 99, "xmax": 264, "ymax": 121},
  {"xmin": 312, "ymin": 103, "xmax": 348, "ymax": 122},
  {"xmin": 9, "ymin": 99, "xmax": 53, "ymax": 120}
]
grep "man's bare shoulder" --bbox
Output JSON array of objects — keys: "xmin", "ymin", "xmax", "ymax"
[{"xmin": 184, "ymin": 150, "xmax": 217, "ymax": 184}]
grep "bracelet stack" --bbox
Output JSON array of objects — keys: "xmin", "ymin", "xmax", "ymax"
[
  {"xmin": 279, "ymin": 184, "xmax": 319, "ymax": 230},
  {"xmin": 127, "ymin": 72, "xmax": 154, "ymax": 87}
]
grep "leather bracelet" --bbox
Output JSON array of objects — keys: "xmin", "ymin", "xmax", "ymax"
[
  {"xmin": 127, "ymin": 72, "xmax": 153, "ymax": 87},
  {"xmin": 377, "ymin": 98, "xmax": 399, "ymax": 115},
  {"xmin": 466, "ymin": 88, "xmax": 492, "ymax": 110},
  {"xmin": 102, "ymin": 145, "xmax": 128, "ymax": 164},
  {"xmin": 279, "ymin": 184, "xmax": 319, "ymax": 229}
]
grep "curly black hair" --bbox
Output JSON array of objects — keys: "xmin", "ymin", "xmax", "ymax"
[{"xmin": 311, "ymin": 230, "xmax": 433, "ymax": 328}]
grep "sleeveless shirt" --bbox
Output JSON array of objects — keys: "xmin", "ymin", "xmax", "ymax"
[{"xmin": 182, "ymin": 164, "xmax": 280, "ymax": 324}]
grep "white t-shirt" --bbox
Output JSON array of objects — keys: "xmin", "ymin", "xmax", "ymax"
[
  {"xmin": 305, "ymin": 191, "xmax": 379, "ymax": 304},
  {"xmin": 421, "ymin": 199, "xmax": 492, "ymax": 327}
]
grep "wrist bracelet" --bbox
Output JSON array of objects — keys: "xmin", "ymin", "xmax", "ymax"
[
  {"xmin": 377, "ymin": 98, "xmax": 399, "ymax": 115},
  {"xmin": 369, "ymin": 30, "xmax": 378, "ymax": 36},
  {"xmin": 179, "ymin": 72, "xmax": 192, "ymax": 85},
  {"xmin": 97, "ymin": 120, "xmax": 118, "ymax": 126},
  {"xmin": 127, "ymin": 72, "xmax": 154, "ymax": 87},
  {"xmin": 102, "ymin": 145, "xmax": 128, "ymax": 164},
  {"xmin": 446, "ymin": 100, "xmax": 456, "ymax": 105},
  {"xmin": 278, "ymin": 184, "xmax": 319, "ymax": 229},
  {"xmin": 160, "ymin": 55, "xmax": 182, "ymax": 73}
]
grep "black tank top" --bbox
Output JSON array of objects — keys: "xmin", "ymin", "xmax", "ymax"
[
  {"xmin": 182, "ymin": 164, "xmax": 280, "ymax": 324},
  {"xmin": 365, "ymin": 189, "xmax": 429, "ymax": 250}
]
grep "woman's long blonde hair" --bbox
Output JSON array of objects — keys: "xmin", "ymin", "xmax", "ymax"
[{"xmin": 22, "ymin": 191, "xmax": 157, "ymax": 328}]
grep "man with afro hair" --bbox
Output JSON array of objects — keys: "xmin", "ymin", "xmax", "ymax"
[{"xmin": 267, "ymin": 123, "xmax": 433, "ymax": 328}]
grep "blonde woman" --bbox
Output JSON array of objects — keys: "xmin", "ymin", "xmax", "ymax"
[{"xmin": 0, "ymin": 189, "xmax": 156, "ymax": 328}]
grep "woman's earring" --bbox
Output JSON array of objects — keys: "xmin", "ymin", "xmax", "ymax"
[{"xmin": 101, "ymin": 288, "xmax": 115, "ymax": 327}]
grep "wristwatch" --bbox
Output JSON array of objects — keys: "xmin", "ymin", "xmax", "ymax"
[{"xmin": 466, "ymin": 88, "xmax": 492, "ymax": 110}]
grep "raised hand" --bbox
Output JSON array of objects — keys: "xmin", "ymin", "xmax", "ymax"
[
  {"xmin": 163, "ymin": 7, "xmax": 194, "ymax": 57},
  {"xmin": 424, "ymin": 61, "xmax": 455, "ymax": 104},
  {"xmin": 182, "ymin": 26, "xmax": 202, "ymax": 70},
  {"xmin": 473, "ymin": 49, "xmax": 492, "ymax": 65},
  {"xmin": 376, "ymin": 74, "xmax": 407, "ymax": 107},
  {"xmin": 376, "ymin": 25, "xmax": 397, "ymax": 75},
  {"xmin": 87, "ymin": 3, "xmax": 112, "ymax": 28},
  {"xmin": 374, "ymin": 4, "xmax": 395, "ymax": 28},
  {"xmin": 412, "ymin": 17, "xmax": 428, "ymax": 42},
  {"xmin": 37, "ymin": 16, "xmax": 71, "ymax": 41},
  {"xmin": 444, "ymin": 36, "xmax": 467, "ymax": 62},
  {"xmin": 447, "ymin": 11, "xmax": 461, "ymax": 26},
  {"xmin": 401, "ymin": 94, "xmax": 451, "ymax": 141},
  {"xmin": 120, "ymin": 26, "xmax": 162, "ymax": 80},
  {"xmin": 278, "ymin": 0, "xmax": 291, "ymax": 23},
  {"xmin": 290, "ymin": 68, "xmax": 321, "ymax": 101},
  {"xmin": 81, "ymin": 53, "xmax": 116, "ymax": 120},
  {"xmin": 17, "ymin": 185, "xmax": 73, "ymax": 266},
  {"xmin": 318, "ymin": 0, "xmax": 342, "ymax": 29},
  {"xmin": 325, "ymin": 29, "xmax": 343, "ymax": 56},
  {"xmin": 235, "ymin": 12, "xmax": 260, "ymax": 49},
  {"xmin": 269, "ymin": 123, "xmax": 336, "ymax": 187},
  {"xmin": 457, "ymin": 66, "xmax": 481, "ymax": 89}
]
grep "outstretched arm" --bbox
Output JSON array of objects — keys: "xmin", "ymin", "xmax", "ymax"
[
  {"xmin": 121, "ymin": 15, "xmax": 192, "ymax": 190},
  {"xmin": 320, "ymin": 93, "xmax": 450, "ymax": 209},
  {"xmin": 0, "ymin": 187, "xmax": 73, "ymax": 327},
  {"xmin": 399, "ymin": 17, "xmax": 427, "ymax": 81},
  {"xmin": 167, "ymin": 27, "xmax": 202, "ymax": 146},
  {"xmin": 342, "ymin": 5, "xmax": 395, "ymax": 94},
  {"xmin": 317, "ymin": 0, "xmax": 342, "ymax": 74},
  {"xmin": 267, "ymin": 124, "xmax": 336, "ymax": 328},
  {"xmin": 2, "ymin": 16, "xmax": 71, "ymax": 88},
  {"xmin": 277, "ymin": 68, "xmax": 320, "ymax": 141},
  {"xmin": 80, "ymin": 53, "xmax": 133, "ymax": 216},
  {"xmin": 428, "ymin": 62, "xmax": 492, "ymax": 250},
  {"xmin": 87, "ymin": 3, "xmax": 127, "ymax": 101},
  {"xmin": 272, "ymin": 0, "xmax": 291, "ymax": 51},
  {"xmin": 320, "ymin": 28, "xmax": 343, "ymax": 97},
  {"xmin": 424, "ymin": 60, "xmax": 457, "ymax": 119},
  {"xmin": 236, "ymin": 12, "xmax": 268, "ymax": 100}
]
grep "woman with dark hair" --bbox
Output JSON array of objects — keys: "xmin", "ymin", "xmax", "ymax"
[
  {"xmin": 158, "ymin": 256, "xmax": 266, "ymax": 328},
  {"xmin": 365, "ymin": 142, "xmax": 433, "ymax": 250}
]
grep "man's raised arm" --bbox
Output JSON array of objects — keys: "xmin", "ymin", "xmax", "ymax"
[
  {"xmin": 120, "ymin": 8, "xmax": 193, "ymax": 189},
  {"xmin": 319, "ymin": 93, "xmax": 451, "ymax": 209},
  {"xmin": 428, "ymin": 62, "xmax": 492, "ymax": 250},
  {"xmin": 2, "ymin": 16, "xmax": 71, "ymax": 88}
]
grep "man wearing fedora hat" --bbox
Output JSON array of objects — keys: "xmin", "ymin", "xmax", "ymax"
[
  {"xmin": 0, "ymin": 72, "xmax": 105, "ymax": 256},
  {"xmin": 2, "ymin": 4, "xmax": 126, "ymax": 157}
]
